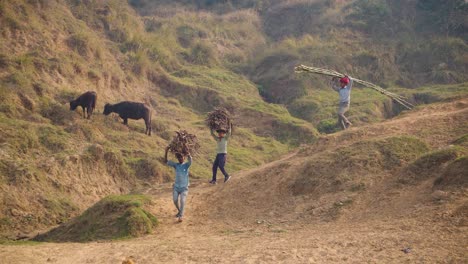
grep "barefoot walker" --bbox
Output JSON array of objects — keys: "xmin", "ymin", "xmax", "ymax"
[
  {"xmin": 210, "ymin": 123, "xmax": 232, "ymax": 184},
  {"xmin": 165, "ymin": 147, "xmax": 192, "ymax": 222},
  {"xmin": 331, "ymin": 75, "xmax": 353, "ymax": 130}
]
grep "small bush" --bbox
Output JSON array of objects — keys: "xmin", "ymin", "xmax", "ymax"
[
  {"xmin": 288, "ymin": 99, "xmax": 320, "ymax": 122},
  {"xmin": 317, "ymin": 119, "xmax": 339, "ymax": 134},
  {"xmin": 176, "ymin": 25, "xmax": 206, "ymax": 48},
  {"xmin": 120, "ymin": 35, "xmax": 145, "ymax": 53},
  {"xmin": 40, "ymin": 99, "xmax": 75, "ymax": 125},
  {"xmin": 189, "ymin": 42, "xmax": 218, "ymax": 66}
]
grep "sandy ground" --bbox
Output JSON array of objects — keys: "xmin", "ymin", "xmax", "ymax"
[
  {"xmin": 1, "ymin": 176, "xmax": 466, "ymax": 264},
  {"xmin": 1, "ymin": 99, "xmax": 467, "ymax": 263}
]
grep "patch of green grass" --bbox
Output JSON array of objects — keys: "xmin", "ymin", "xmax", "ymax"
[
  {"xmin": 410, "ymin": 146, "xmax": 466, "ymax": 171},
  {"xmin": 0, "ymin": 239, "xmax": 42, "ymax": 246},
  {"xmin": 376, "ymin": 136, "xmax": 431, "ymax": 167},
  {"xmin": 34, "ymin": 194, "xmax": 157, "ymax": 242}
]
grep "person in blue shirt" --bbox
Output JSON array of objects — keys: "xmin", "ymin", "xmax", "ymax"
[
  {"xmin": 331, "ymin": 75, "xmax": 353, "ymax": 130},
  {"xmin": 209, "ymin": 122, "xmax": 232, "ymax": 184},
  {"xmin": 164, "ymin": 147, "xmax": 192, "ymax": 222}
]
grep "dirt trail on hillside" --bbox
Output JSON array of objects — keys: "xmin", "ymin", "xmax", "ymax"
[{"xmin": 1, "ymin": 100, "xmax": 467, "ymax": 263}]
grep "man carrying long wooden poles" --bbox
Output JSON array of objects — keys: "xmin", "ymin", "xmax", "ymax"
[
  {"xmin": 294, "ymin": 64, "xmax": 415, "ymax": 131},
  {"xmin": 331, "ymin": 75, "xmax": 353, "ymax": 130}
]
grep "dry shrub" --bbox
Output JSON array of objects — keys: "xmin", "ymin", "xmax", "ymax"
[{"xmin": 40, "ymin": 100, "xmax": 75, "ymax": 125}]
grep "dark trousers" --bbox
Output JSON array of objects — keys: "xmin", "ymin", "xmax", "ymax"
[{"xmin": 212, "ymin": 153, "xmax": 229, "ymax": 181}]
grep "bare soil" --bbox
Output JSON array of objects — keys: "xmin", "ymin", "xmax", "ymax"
[{"xmin": 1, "ymin": 99, "xmax": 467, "ymax": 263}]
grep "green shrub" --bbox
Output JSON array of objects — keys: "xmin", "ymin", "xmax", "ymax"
[
  {"xmin": 189, "ymin": 41, "xmax": 218, "ymax": 66},
  {"xmin": 317, "ymin": 119, "xmax": 339, "ymax": 134}
]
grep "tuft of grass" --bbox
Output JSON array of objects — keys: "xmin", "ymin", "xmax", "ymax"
[
  {"xmin": 39, "ymin": 97, "xmax": 76, "ymax": 125},
  {"xmin": 34, "ymin": 195, "xmax": 157, "ymax": 242},
  {"xmin": 400, "ymin": 146, "xmax": 467, "ymax": 184},
  {"xmin": 188, "ymin": 41, "xmax": 218, "ymax": 66},
  {"xmin": 433, "ymin": 156, "xmax": 468, "ymax": 189}
]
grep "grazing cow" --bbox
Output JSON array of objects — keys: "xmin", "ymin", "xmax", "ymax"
[
  {"xmin": 103, "ymin": 101, "xmax": 152, "ymax": 136},
  {"xmin": 69, "ymin": 91, "xmax": 97, "ymax": 119}
]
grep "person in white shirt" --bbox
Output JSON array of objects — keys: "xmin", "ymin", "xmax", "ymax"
[{"xmin": 331, "ymin": 75, "xmax": 353, "ymax": 130}]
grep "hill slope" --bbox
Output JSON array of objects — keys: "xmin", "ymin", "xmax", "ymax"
[
  {"xmin": 1, "ymin": 98, "xmax": 466, "ymax": 263},
  {"xmin": 0, "ymin": 0, "xmax": 316, "ymax": 238},
  {"xmin": 1, "ymin": 0, "xmax": 467, "ymax": 241}
]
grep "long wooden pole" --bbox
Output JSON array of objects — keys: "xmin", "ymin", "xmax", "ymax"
[{"xmin": 294, "ymin": 65, "xmax": 414, "ymax": 110}]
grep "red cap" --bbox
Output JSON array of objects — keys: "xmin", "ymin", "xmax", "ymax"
[{"xmin": 339, "ymin": 77, "xmax": 349, "ymax": 84}]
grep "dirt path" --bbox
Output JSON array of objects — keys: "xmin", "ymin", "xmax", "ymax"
[
  {"xmin": 1, "ymin": 100, "xmax": 467, "ymax": 263},
  {"xmin": 1, "ymin": 177, "xmax": 466, "ymax": 263}
]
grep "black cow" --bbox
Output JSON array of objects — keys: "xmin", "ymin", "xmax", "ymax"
[
  {"xmin": 103, "ymin": 101, "xmax": 152, "ymax": 136},
  {"xmin": 69, "ymin": 91, "xmax": 97, "ymax": 119}
]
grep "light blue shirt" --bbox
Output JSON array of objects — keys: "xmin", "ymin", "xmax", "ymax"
[{"xmin": 167, "ymin": 156, "xmax": 192, "ymax": 189}]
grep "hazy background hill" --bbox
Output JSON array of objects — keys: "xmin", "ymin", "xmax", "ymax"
[{"xmin": 0, "ymin": 0, "xmax": 467, "ymax": 239}]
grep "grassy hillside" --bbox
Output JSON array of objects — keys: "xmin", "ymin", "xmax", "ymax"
[
  {"xmin": 0, "ymin": 0, "xmax": 317, "ymax": 239},
  {"xmin": 0, "ymin": 0, "xmax": 467, "ymax": 239},
  {"xmin": 131, "ymin": 0, "xmax": 468, "ymax": 131}
]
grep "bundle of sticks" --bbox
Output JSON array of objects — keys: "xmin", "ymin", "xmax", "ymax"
[
  {"xmin": 205, "ymin": 107, "xmax": 232, "ymax": 132},
  {"xmin": 167, "ymin": 130, "xmax": 200, "ymax": 156},
  {"xmin": 294, "ymin": 64, "xmax": 415, "ymax": 110}
]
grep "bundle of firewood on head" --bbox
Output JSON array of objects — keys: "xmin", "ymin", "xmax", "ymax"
[
  {"xmin": 205, "ymin": 107, "xmax": 233, "ymax": 133},
  {"xmin": 167, "ymin": 130, "xmax": 200, "ymax": 157}
]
